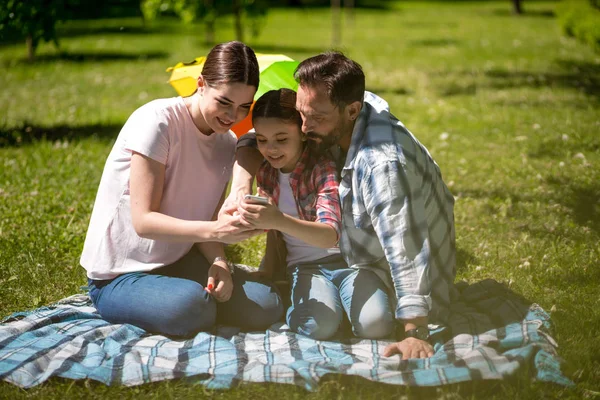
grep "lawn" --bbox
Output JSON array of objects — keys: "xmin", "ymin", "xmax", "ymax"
[{"xmin": 1, "ymin": 1, "xmax": 599, "ymax": 398}]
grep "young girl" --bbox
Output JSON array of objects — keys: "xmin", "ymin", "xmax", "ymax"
[
  {"xmin": 237, "ymin": 88, "xmax": 393, "ymax": 340},
  {"xmin": 81, "ymin": 41, "xmax": 283, "ymax": 337}
]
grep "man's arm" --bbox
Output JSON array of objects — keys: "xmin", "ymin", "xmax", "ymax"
[
  {"xmin": 361, "ymin": 160, "xmax": 434, "ymax": 358},
  {"xmin": 220, "ymin": 133, "xmax": 264, "ymax": 216}
]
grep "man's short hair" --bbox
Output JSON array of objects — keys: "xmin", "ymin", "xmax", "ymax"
[{"xmin": 294, "ymin": 51, "xmax": 365, "ymax": 108}]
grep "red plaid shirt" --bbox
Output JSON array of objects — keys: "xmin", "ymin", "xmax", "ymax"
[{"xmin": 256, "ymin": 145, "xmax": 342, "ymax": 242}]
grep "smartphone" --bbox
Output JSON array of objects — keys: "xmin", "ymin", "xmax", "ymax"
[{"xmin": 244, "ymin": 194, "xmax": 269, "ymax": 205}]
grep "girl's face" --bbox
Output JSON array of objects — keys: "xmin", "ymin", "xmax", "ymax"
[
  {"xmin": 197, "ymin": 79, "xmax": 256, "ymax": 134},
  {"xmin": 254, "ymin": 118, "xmax": 304, "ymax": 173}
]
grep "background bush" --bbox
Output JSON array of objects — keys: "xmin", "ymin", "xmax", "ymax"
[{"xmin": 557, "ymin": 0, "xmax": 600, "ymax": 51}]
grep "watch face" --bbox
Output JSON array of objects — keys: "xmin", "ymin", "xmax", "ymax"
[
  {"xmin": 416, "ymin": 326, "xmax": 429, "ymax": 340},
  {"xmin": 406, "ymin": 326, "xmax": 430, "ymax": 340}
]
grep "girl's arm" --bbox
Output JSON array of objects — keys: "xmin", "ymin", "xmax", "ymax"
[
  {"xmin": 238, "ymin": 192, "xmax": 338, "ymax": 249},
  {"xmin": 276, "ymin": 211, "xmax": 338, "ymax": 248},
  {"xmin": 130, "ymin": 152, "xmax": 258, "ymax": 244}
]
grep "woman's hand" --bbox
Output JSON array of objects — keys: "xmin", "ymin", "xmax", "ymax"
[
  {"xmin": 206, "ymin": 262, "xmax": 233, "ymax": 302},
  {"xmin": 213, "ymin": 211, "xmax": 263, "ymax": 244},
  {"xmin": 237, "ymin": 189, "xmax": 282, "ymax": 230}
]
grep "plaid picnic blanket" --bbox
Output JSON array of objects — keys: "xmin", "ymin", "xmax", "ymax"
[{"xmin": 0, "ymin": 279, "xmax": 573, "ymax": 390}]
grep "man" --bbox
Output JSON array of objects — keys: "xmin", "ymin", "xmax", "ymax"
[{"xmin": 224, "ymin": 52, "xmax": 457, "ymax": 359}]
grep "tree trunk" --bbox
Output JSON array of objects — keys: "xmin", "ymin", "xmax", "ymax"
[
  {"xmin": 332, "ymin": 0, "xmax": 341, "ymax": 47},
  {"xmin": 512, "ymin": 0, "xmax": 523, "ymax": 14},
  {"xmin": 26, "ymin": 34, "xmax": 34, "ymax": 62},
  {"xmin": 233, "ymin": 0, "xmax": 244, "ymax": 42}
]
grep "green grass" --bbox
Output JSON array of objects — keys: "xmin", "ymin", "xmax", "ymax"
[{"xmin": 1, "ymin": 1, "xmax": 599, "ymax": 398}]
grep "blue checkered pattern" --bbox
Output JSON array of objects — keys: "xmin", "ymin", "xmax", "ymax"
[{"xmin": 0, "ymin": 279, "xmax": 572, "ymax": 389}]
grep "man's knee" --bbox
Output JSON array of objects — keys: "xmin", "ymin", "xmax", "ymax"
[
  {"xmin": 352, "ymin": 311, "xmax": 395, "ymax": 339},
  {"xmin": 287, "ymin": 301, "xmax": 342, "ymax": 340}
]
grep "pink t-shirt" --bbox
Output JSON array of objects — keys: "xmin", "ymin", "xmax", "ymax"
[{"xmin": 80, "ymin": 97, "xmax": 237, "ymax": 280}]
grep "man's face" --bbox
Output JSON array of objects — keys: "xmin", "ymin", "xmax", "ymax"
[{"xmin": 296, "ymin": 83, "xmax": 351, "ymax": 154}]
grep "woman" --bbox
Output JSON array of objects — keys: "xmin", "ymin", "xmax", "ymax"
[{"xmin": 80, "ymin": 41, "xmax": 283, "ymax": 337}]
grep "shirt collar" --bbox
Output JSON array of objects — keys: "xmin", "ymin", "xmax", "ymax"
[{"xmin": 339, "ymin": 91, "xmax": 390, "ymax": 176}]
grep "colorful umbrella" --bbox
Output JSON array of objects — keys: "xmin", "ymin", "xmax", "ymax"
[{"xmin": 166, "ymin": 54, "xmax": 300, "ymax": 136}]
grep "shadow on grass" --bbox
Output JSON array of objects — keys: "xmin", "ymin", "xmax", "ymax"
[
  {"xmin": 8, "ymin": 50, "xmax": 168, "ymax": 65},
  {"xmin": 439, "ymin": 59, "xmax": 600, "ymax": 101},
  {"xmin": 545, "ymin": 176, "xmax": 600, "ymax": 235},
  {"xmin": 409, "ymin": 39, "xmax": 461, "ymax": 47},
  {"xmin": 457, "ymin": 178, "xmax": 600, "ymax": 238},
  {"xmin": 486, "ymin": 60, "xmax": 600, "ymax": 100},
  {"xmin": 366, "ymin": 86, "xmax": 412, "ymax": 96},
  {"xmin": 456, "ymin": 247, "xmax": 478, "ymax": 274},
  {"xmin": 57, "ymin": 24, "xmax": 175, "ymax": 39},
  {"xmin": 251, "ymin": 44, "xmax": 326, "ymax": 55},
  {"xmin": 0, "ymin": 123, "xmax": 121, "ymax": 147},
  {"xmin": 489, "ymin": 8, "xmax": 555, "ymax": 17}
]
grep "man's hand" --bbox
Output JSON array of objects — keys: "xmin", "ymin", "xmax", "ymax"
[
  {"xmin": 206, "ymin": 262, "xmax": 233, "ymax": 303},
  {"xmin": 382, "ymin": 337, "xmax": 434, "ymax": 359}
]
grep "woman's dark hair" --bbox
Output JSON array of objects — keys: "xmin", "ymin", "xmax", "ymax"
[
  {"xmin": 252, "ymin": 88, "xmax": 302, "ymax": 127},
  {"xmin": 294, "ymin": 51, "xmax": 365, "ymax": 108},
  {"xmin": 201, "ymin": 41, "xmax": 260, "ymax": 88}
]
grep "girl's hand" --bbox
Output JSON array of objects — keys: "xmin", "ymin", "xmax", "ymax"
[{"xmin": 237, "ymin": 188, "xmax": 282, "ymax": 230}]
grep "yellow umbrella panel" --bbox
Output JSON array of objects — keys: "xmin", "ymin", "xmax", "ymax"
[{"xmin": 166, "ymin": 54, "xmax": 300, "ymax": 99}]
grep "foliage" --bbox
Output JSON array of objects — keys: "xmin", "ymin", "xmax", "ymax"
[
  {"xmin": 0, "ymin": 0, "xmax": 67, "ymax": 59},
  {"xmin": 556, "ymin": 0, "xmax": 600, "ymax": 51},
  {"xmin": 140, "ymin": 0, "xmax": 268, "ymax": 40}
]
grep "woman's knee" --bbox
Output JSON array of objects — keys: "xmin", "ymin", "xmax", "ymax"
[
  {"xmin": 160, "ymin": 289, "xmax": 217, "ymax": 337},
  {"xmin": 93, "ymin": 280, "xmax": 217, "ymax": 337}
]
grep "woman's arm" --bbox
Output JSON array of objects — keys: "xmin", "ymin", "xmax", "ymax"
[{"xmin": 130, "ymin": 152, "xmax": 257, "ymax": 244}]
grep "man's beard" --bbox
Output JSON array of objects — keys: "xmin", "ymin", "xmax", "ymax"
[{"xmin": 305, "ymin": 130, "xmax": 341, "ymax": 156}]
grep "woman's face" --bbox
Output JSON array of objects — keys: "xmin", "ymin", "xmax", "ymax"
[
  {"xmin": 198, "ymin": 80, "xmax": 256, "ymax": 134},
  {"xmin": 254, "ymin": 118, "xmax": 304, "ymax": 173}
]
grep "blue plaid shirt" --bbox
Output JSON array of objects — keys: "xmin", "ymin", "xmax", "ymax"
[{"xmin": 337, "ymin": 92, "xmax": 457, "ymax": 324}]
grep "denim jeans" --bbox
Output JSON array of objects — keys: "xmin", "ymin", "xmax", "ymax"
[
  {"xmin": 286, "ymin": 255, "xmax": 395, "ymax": 340},
  {"xmin": 88, "ymin": 247, "xmax": 283, "ymax": 337}
]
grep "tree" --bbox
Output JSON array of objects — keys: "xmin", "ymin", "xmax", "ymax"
[
  {"xmin": 0, "ymin": 0, "xmax": 68, "ymax": 61},
  {"xmin": 140, "ymin": 0, "xmax": 267, "ymax": 45},
  {"xmin": 512, "ymin": 0, "xmax": 523, "ymax": 15}
]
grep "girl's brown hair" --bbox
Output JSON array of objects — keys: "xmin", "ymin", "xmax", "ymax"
[
  {"xmin": 201, "ymin": 41, "xmax": 260, "ymax": 88},
  {"xmin": 252, "ymin": 88, "xmax": 302, "ymax": 127}
]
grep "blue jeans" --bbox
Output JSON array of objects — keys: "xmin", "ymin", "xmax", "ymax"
[
  {"xmin": 286, "ymin": 255, "xmax": 395, "ymax": 340},
  {"xmin": 88, "ymin": 247, "xmax": 283, "ymax": 337}
]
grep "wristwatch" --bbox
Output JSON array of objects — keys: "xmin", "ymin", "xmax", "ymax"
[
  {"xmin": 404, "ymin": 326, "xmax": 430, "ymax": 341},
  {"xmin": 213, "ymin": 256, "xmax": 234, "ymax": 276}
]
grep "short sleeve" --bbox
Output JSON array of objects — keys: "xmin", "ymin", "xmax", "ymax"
[
  {"xmin": 236, "ymin": 130, "xmax": 257, "ymax": 150},
  {"xmin": 122, "ymin": 103, "xmax": 170, "ymax": 165}
]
